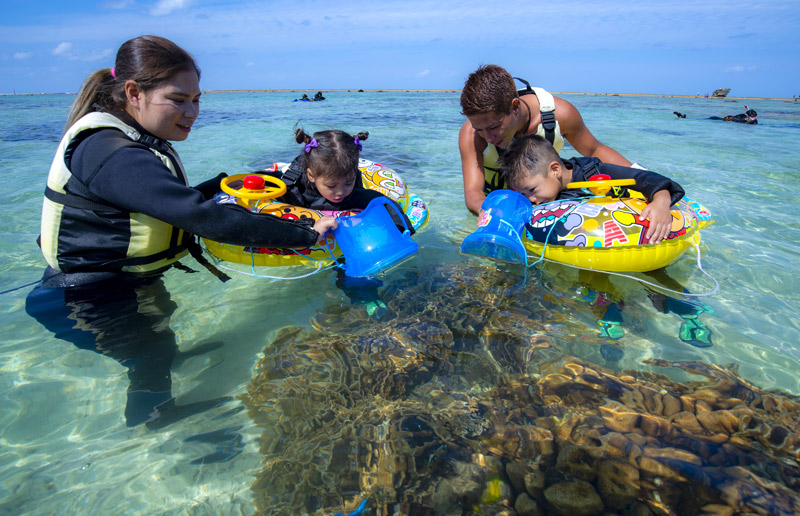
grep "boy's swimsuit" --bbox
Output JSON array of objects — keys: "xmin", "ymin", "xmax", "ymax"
[
  {"xmin": 482, "ymin": 86, "xmax": 566, "ymax": 194},
  {"xmin": 560, "ymin": 157, "xmax": 685, "ymax": 205},
  {"xmin": 275, "ymin": 155, "xmax": 415, "ymax": 234},
  {"xmin": 40, "ymin": 111, "xmax": 319, "ymax": 285}
]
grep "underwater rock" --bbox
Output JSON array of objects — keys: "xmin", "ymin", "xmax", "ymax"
[
  {"xmin": 515, "ymin": 492, "xmax": 543, "ymax": 516},
  {"xmin": 505, "ymin": 462, "xmax": 532, "ymax": 494},
  {"xmin": 523, "ymin": 469, "xmax": 547, "ymax": 501},
  {"xmin": 240, "ymin": 264, "xmax": 800, "ymax": 515},
  {"xmin": 556, "ymin": 444, "xmax": 597, "ymax": 482},
  {"xmin": 596, "ymin": 460, "xmax": 639, "ymax": 509},
  {"xmin": 543, "ymin": 480, "xmax": 604, "ymax": 515}
]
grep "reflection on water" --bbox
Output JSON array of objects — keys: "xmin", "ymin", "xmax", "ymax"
[{"xmin": 243, "ymin": 263, "xmax": 800, "ymax": 515}]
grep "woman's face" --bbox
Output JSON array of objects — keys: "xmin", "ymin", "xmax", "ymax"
[{"xmin": 125, "ymin": 70, "xmax": 200, "ymax": 141}]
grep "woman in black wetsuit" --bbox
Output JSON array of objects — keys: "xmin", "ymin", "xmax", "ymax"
[{"xmin": 26, "ymin": 35, "xmax": 337, "ymax": 429}]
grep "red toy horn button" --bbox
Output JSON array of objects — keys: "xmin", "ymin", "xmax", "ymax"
[{"xmin": 243, "ymin": 175, "xmax": 266, "ymax": 190}]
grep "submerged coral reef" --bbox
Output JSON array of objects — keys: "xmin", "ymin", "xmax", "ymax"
[{"xmin": 242, "ymin": 264, "xmax": 800, "ymax": 515}]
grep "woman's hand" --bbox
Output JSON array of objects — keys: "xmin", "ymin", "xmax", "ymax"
[
  {"xmin": 639, "ymin": 191, "xmax": 673, "ymax": 244},
  {"xmin": 313, "ymin": 216, "xmax": 338, "ymax": 239}
]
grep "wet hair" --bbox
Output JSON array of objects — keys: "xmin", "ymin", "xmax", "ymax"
[
  {"xmin": 460, "ymin": 64, "xmax": 518, "ymax": 116},
  {"xmin": 499, "ymin": 134, "xmax": 563, "ymax": 188},
  {"xmin": 65, "ymin": 35, "xmax": 200, "ymax": 132},
  {"xmin": 294, "ymin": 128, "xmax": 369, "ymax": 181}
]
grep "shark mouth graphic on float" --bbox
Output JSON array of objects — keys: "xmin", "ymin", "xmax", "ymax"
[{"xmin": 529, "ymin": 201, "xmax": 577, "ymax": 230}]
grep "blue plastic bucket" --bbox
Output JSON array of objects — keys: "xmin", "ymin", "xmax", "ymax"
[
  {"xmin": 460, "ymin": 189, "xmax": 533, "ymax": 265},
  {"xmin": 333, "ymin": 197, "xmax": 419, "ymax": 277}
]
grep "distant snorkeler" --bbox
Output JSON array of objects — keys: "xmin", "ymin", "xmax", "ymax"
[
  {"xmin": 709, "ymin": 105, "xmax": 758, "ymax": 124},
  {"xmin": 673, "ymin": 111, "xmax": 687, "ymax": 118}
]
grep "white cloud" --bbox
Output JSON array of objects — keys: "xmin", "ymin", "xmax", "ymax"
[
  {"xmin": 725, "ymin": 65, "xmax": 757, "ymax": 73},
  {"xmin": 101, "ymin": 0, "xmax": 135, "ymax": 8},
  {"xmin": 52, "ymin": 42, "xmax": 72, "ymax": 56},
  {"xmin": 14, "ymin": 51, "xmax": 33, "ymax": 59},
  {"xmin": 76, "ymin": 48, "xmax": 114, "ymax": 62},
  {"xmin": 417, "ymin": 69, "xmax": 430, "ymax": 78},
  {"xmin": 51, "ymin": 42, "xmax": 113, "ymax": 62},
  {"xmin": 150, "ymin": 0, "xmax": 193, "ymax": 16}
]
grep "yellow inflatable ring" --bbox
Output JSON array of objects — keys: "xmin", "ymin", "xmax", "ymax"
[
  {"xmin": 203, "ymin": 159, "xmax": 429, "ymax": 267},
  {"xmin": 524, "ymin": 194, "xmax": 714, "ymax": 272}
]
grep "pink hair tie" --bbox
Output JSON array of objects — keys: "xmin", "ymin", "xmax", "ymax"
[{"xmin": 111, "ymin": 67, "xmax": 116, "ymax": 78}]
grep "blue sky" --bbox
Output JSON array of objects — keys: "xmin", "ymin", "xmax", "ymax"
[{"xmin": 2, "ymin": 0, "xmax": 799, "ymax": 97}]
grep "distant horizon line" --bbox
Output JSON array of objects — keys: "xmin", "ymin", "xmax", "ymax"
[{"xmin": 1, "ymin": 89, "xmax": 795, "ymax": 102}]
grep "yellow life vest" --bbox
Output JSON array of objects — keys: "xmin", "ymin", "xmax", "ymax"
[{"xmin": 40, "ymin": 112, "xmax": 191, "ymax": 274}]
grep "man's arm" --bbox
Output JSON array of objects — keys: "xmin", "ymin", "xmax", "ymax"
[
  {"xmin": 555, "ymin": 97, "xmax": 632, "ymax": 166},
  {"xmin": 459, "ymin": 120, "xmax": 489, "ymax": 215}
]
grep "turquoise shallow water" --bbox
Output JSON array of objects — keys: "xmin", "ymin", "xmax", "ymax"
[{"xmin": 1, "ymin": 91, "xmax": 799, "ymax": 513}]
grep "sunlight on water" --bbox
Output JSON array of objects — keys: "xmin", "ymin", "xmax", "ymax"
[{"xmin": 1, "ymin": 91, "xmax": 798, "ymax": 514}]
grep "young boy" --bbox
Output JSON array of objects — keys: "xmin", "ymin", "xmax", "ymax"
[
  {"xmin": 499, "ymin": 134, "xmax": 713, "ymax": 349},
  {"xmin": 499, "ymin": 134, "xmax": 685, "ymax": 244}
]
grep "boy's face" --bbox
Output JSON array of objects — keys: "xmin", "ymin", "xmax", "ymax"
[{"xmin": 511, "ymin": 164, "xmax": 563, "ymax": 205}]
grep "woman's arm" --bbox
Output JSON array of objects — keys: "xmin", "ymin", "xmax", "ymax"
[{"xmin": 86, "ymin": 146, "xmax": 320, "ymax": 249}]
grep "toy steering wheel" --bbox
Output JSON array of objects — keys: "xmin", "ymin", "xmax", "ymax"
[
  {"xmin": 567, "ymin": 176, "xmax": 636, "ymax": 196},
  {"xmin": 220, "ymin": 174, "xmax": 287, "ymax": 200}
]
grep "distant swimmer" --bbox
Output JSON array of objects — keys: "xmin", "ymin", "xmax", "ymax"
[
  {"xmin": 673, "ymin": 111, "xmax": 687, "ymax": 118},
  {"xmin": 709, "ymin": 105, "xmax": 757, "ymax": 125}
]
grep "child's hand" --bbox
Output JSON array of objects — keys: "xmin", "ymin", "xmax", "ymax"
[
  {"xmin": 313, "ymin": 216, "xmax": 338, "ymax": 238},
  {"xmin": 639, "ymin": 191, "xmax": 673, "ymax": 244}
]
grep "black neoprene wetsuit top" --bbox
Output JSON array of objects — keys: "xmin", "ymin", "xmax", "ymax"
[
  {"xmin": 561, "ymin": 157, "xmax": 685, "ymax": 205},
  {"xmin": 67, "ymin": 128, "xmax": 321, "ymax": 252}
]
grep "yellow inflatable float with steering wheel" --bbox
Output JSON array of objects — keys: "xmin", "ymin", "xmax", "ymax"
[
  {"xmin": 202, "ymin": 159, "xmax": 429, "ymax": 267},
  {"xmin": 523, "ymin": 176, "xmax": 714, "ymax": 272}
]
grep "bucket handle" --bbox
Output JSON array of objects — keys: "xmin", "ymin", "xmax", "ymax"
[{"xmin": 359, "ymin": 197, "xmax": 412, "ymax": 235}]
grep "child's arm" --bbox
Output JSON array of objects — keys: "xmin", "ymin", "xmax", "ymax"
[
  {"xmin": 592, "ymin": 161, "xmax": 685, "ymax": 206},
  {"xmin": 639, "ymin": 190, "xmax": 672, "ymax": 244},
  {"xmin": 578, "ymin": 159, "xmax": 685, "ymax": 244}
]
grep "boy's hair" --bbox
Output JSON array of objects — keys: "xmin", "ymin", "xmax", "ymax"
[
  {"xmin": 294, "ymin": 128, "xmax": 369, "ymax": 181},
  {"xmin": 460, "ymin": 64, "xmax": 518, "ymax": 116},
  {"xmin": 499, "ymin": 134, "xmax": 563, "ymax": 188}
]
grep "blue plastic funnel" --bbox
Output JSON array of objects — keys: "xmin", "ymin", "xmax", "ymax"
[
  {"xmin": 460, "ymin": 189, "xmax": 533, "ymax": 265},
  {"xmin": 333, "ymin": 197, "xmax": 419, "ymax": 277}
]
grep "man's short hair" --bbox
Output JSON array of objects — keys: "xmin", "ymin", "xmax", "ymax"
[{"xmin": 460, "ymin": 64, "xmax": 518, "ymax": 116}]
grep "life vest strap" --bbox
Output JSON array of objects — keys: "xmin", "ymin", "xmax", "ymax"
[
  {"xmin": 541, "ymin": 111, "xmax": 557, "ymax": 144},
  {"xmin": 45, "ymin": 186, "xmax": 125, "ymax": 214}
]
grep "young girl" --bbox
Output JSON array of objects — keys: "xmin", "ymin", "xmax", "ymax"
[
  {"xmin": 26, "ymin": 35, "xmax": 336, "ymax": 429},
  {"xmin": 278, "ymin": 128, "xmax": 413, "ymax": 316}
]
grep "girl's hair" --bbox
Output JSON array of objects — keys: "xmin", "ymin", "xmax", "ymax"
[
  {"xmin": 460, "ymin": 64, "xmax": 518, "ymax": 116},
  {"xmin": 499, "ymin": 134, "xmax": 563, "ymax": 187},
  {"xmin": 294, "ymin": 128, "xmax": 369, "ymax": 181},
  {"xmin": 64, "ymin": 35, "xmax": 200, "ymax": 132}
]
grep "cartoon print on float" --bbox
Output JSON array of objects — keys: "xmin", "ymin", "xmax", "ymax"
[
  {"xmin": 525, "ymin": 198, "xmax": 699, "ymax": 248},
  {"xmin": 360, "ymin": 159, "xmax": 408, "ymax": 199}
]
